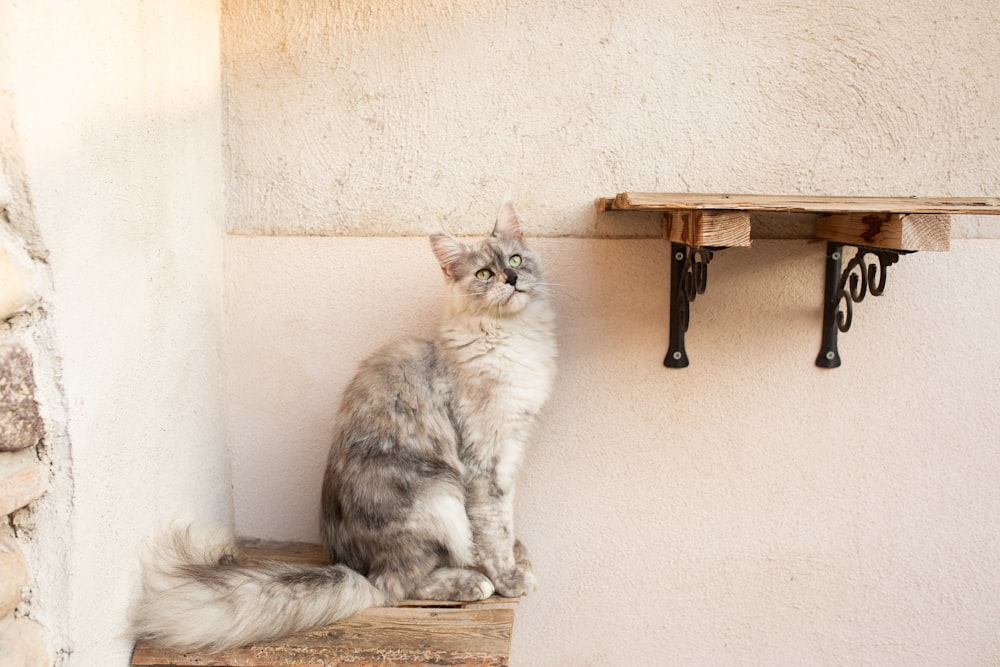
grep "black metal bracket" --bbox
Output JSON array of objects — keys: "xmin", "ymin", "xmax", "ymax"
[
  {"xmin": 665, "ymin": 243, "xmax": 717, "ymax": 368},
  {"xmin": 815, "ymin": 242, "xmax": 911, "ymax": 368}
]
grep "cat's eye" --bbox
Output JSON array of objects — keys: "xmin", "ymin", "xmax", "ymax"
[
  {"xmin": 508, "ymin": 254, "xmax": 522, "ymax": 267},
  {"xmin": 475, "ymin": 269, "xmax": 493, "ymax": 281}
]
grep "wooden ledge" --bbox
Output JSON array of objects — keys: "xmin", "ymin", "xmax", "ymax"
[
  {"xmin": 596, "ymin": 192, "xmax": 1000, "ymax": 215},
  {"xmin": 132, "ymin": 542, "xmax": 518, "ymax": 667},
  {"xmin": 597, "ymin": 192, "xmax": 1000, "ymax": 252},
  {"xmin": 594, "ymin": 192, "xmax": 1000, "ymax": 367}
]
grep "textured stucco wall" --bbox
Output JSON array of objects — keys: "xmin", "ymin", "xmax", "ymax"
[
  {"xmin": 5, "ymin": 1, "xmax": 232, "ymax": 664},
  {"xmin": 221, "ymin": 0, "xmax": 1000, "ymax": 238},
  {"xmin": 221, "ymin": 1, "xmax": 1000, "ymax": 665}
]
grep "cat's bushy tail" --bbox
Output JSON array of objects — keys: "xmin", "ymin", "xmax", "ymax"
[{"xmin": 130, "ymin": 524, "xmax": 387, "ymax": 652}]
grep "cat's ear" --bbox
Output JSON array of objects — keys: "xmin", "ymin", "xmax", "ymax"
[
  {"xmin": 492, "ymin": 201, "xmax": 523, "ymax": 240},
  {"xmin": 430, "ymin": 234, "xmax": 466, "ymax": 277}
]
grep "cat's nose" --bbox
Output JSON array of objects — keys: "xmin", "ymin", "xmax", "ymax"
[{"xmin": 503, "ymin": 269, "xmax": 518, "ymax": 286}]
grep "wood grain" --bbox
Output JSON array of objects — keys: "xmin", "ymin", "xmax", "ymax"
[
  {"xmin": 131, "ymin": 607, "xmax": 513, "ymax": 666},
  {"xmin": 236, "ymin": 541, "xmax": 329, "ymax": 567},
  {"xmin": 815, "ymin": 213, "xmax": 951, "ymax": 251},
  {"xmin": 664, "ymin": 210, "xmax": 751, "ymax": 247},
  {"xmin": 597, "ymin": 192, "xmax": 1000, "ymax": 215}
]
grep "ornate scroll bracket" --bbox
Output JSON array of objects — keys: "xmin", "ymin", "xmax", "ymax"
[
  {"xmin": 666, "ymin": 243, "xmax": 716, "ymax": 368},
  {"xmin": 815, "ymin": 243, "xmax": 911, "ymax": 368}
]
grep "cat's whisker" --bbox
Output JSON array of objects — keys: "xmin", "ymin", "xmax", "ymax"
[
  {"xmin": 530, "ymin": 281, "xmax": 569, "ymax": 295},
  {"xmin": 533, "ymin": 284, "xmax": 580, "ymax": 305}
]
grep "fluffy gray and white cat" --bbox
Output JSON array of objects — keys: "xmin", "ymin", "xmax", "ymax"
[{"xmin": 131, "ymin": 202, "xmax": 557, "ymax": 652}]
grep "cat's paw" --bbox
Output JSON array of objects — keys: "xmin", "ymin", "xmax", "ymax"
[
  {"xmin": 519, "ymin": 568, "xmax": 538, "ymax": 594},
  {"xmin": 513, "ymin": 539, "xmax": 533, "ymax": 571},
  {"xmin": 472, "ymin": 575, "xmax": 496, "ymax": 601},
  {"xmin": 411, "ymin": 568, "xmax": 495, "ymax": 602},
  {"xmin": 492, "ymin": 565, "xmax": 537, "ymax": 598},
  {"xmin": 449, "ymin": 572, "xmax": 495, "ymax": 601}
]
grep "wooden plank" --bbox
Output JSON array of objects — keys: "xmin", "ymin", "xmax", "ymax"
[
  {"xmin": 130, "ymin": 645, "xmax": 263, "ymax": 666},
  {"xmin": 815, "ymin": 213, "xmax": 951, "ymax": 251},
  {"xmin": 598, "ymin": 192, "xmax": 1000, "ymax": 215},
  {"xmin": 262, "ymin": 606, "xmax": 512, "ymax": 656},
  {"xmin": 237, "ymin": 541, "xmax": 329, "ymax": 567},
  {"xmin": 664, "ymin": 210, "xmax": 751, "ymax": 247},
  {"xmin": 131, "ymin": 607, "xmax": 512, "ymax": 667}
]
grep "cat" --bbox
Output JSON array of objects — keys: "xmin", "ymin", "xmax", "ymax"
[{"xmin": 130, "ymin": 202, "xmax": 557, "ymax": 652}]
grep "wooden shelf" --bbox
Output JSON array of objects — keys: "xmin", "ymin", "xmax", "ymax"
[
  {"xmin": 596, "ymin": 193, "xmax": 1000, "ymax": 368},
  {"xmin": 596, "ymin": 192, "xmax": 1000, "ymax": 215}
]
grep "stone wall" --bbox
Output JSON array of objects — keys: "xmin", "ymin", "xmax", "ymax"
[{"xmin": 0, "ymin": 162, "xmax": 52, "ymax": 665}]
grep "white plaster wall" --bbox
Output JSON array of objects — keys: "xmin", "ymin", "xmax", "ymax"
[
  {"xmin": 225, "ymin": 237, "xmax": 1000, "ymax": 665},
  {"xmin": 222, "ymin": 1, "xmax": 1000, "ymax": 665},
  {"xmin": 222, "ymin": 0, "xmax": 1000, "ymax": 238},
  {"xmin": 6, "ymin": 1, "xmax": 231, "ymax": 664}
]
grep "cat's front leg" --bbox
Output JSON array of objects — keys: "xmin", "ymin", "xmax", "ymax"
[{"xmin": 465, "ymin": 475, "xmax": 536, "ymax": 597}]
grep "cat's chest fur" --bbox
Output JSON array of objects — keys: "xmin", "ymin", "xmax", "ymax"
[
  {"xmin": 448, "ymin": 311, "xmax": 554, "ymax": 406},
  {"xmin": 440, "ymin": 307, "xmax": 556, "ymax": 473}
]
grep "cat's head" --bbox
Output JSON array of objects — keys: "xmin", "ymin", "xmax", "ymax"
[{"xmin": 430, "ymin": 202, "xmax": 545, "ymax": 318}]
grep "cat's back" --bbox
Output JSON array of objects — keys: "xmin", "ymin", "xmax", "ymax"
[
  {"xmin": 348, "ymin": 336, "xmax": 449, "ymax": 395},
  {"xmin": 333, "ymin": 336, "xmax": 458, "ymax": 454},
  {"xmin": 322, "ymin": 335, "xmax": 465, "ymax": 569}
]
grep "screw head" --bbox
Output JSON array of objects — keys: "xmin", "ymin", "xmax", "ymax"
[
  {"xmin": 831, "ymin": 251, "xmax": 841, "ymax": 261},
  {"xmin": 825, "ymin": 350, "xmax": 836, "ymax": 360},
  {"xmin": 672, "ymin": 351, "xmax": 683, "ymax": 360},
  {"xmin": 674, "ymin": 252, "xmax": 684, "ymax": 261}
]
